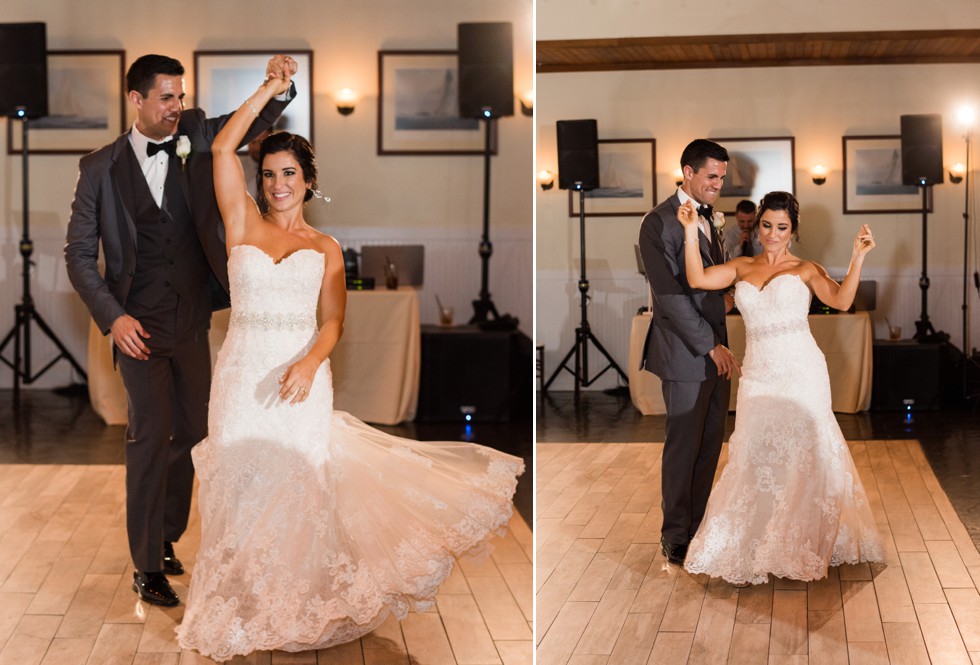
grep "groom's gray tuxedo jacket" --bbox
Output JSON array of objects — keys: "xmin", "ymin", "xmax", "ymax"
[{"xmin": 638, "ymin": 192, "xmax": 728, "ymax": 383}]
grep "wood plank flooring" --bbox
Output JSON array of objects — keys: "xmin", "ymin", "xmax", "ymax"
[
  {"xmin": 0, "ymin": 464, "xmax": 532, "ymax": 665},
  {"xmin": 536, "ymin": 440, "xmax": 980, "ymax": 665}
]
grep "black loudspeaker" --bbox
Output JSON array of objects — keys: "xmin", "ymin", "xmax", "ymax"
[
  {"xmin": 458, "ymin": 22, "xmax": 513, "ymax": 119},
  {"xmin": 871, "ymin": 340, "xmax": 955, "ymax": 410},
  {"xmin": 900, "ymin": 114, "xmax": 944, "ymax": 186},
  {"xmin": 557, "ymin": 119, "xmax": 599, "ymax": 190},
  {"xmin": 417, "ymin": 325, "xmax": 531, "ymax": 422},
  {"xmin": 0, "ymin": 22, "xmax": 48, "ymax": 119}
]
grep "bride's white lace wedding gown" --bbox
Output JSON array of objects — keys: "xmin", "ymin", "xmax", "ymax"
[
  {"xmin": 176, "ymin": 244, "xmax": 524, "ymax": 661},
  {"xmin": 684, "ymin": 274, "xmax": 883, "ymax": 585}
]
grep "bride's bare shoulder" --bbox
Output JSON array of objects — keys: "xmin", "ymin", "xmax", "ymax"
[{"xmin": 309, "ymin": 229, "xmax": 343, "ymax": 260}]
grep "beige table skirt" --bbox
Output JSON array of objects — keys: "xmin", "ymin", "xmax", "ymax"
[
  {"xmin": 87, "ymin": 288, "xmax": 420, "ymax": 427},
  {"xmin": 629, "ymin": 310, "xmax": 873, "ymax": 415}
]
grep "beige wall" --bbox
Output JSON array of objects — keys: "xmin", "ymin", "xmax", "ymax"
[
  {"xmin": 0, "ymin": 0, "xmax": 533, "ymax": 388},
  {"xmin": 537, "ymin": 0, "xmax": 979, "ymax": 39},
  {"xmin": 537, "ymin": 2, "xmax": 980, "ymax": 390}
]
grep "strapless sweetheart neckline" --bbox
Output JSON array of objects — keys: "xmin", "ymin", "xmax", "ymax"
[
  {"xmin": 231, "ymin": 243, "xmax": 323, "ymax": 266},
  {"xmin": 736, "ymin": 272, "xmax": 805, "ymax": 294}
]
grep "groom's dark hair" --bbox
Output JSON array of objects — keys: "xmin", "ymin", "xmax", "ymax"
[
  {"xmin": 680, "ymin": 139, "xmax": 729, "ymax": 172},
  {"xmin": 127, "ymin": 55, "xmax": 185, "ymax": 97}
]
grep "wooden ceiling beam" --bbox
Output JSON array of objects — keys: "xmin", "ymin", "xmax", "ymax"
[{"xmin": 537, "ymin": 29, "xmax": 980, "ymax": 73}]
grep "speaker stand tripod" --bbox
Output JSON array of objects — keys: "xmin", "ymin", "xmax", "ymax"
[
  {"xmin": 0, "ymin": 113, "xmax": 87, "ymax": 409},
  {"xmin": 469, "ymin": 115, "xmax": 514, "ymax": 327},
  {"xmin": 543, "ymin": 187, "xmax": 628, "ymax": 397}
]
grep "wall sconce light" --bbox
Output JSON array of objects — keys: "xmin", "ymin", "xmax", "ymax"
[
  {"xmin": 519, "ymin": 89, "xmax": 534, "ymax": 116},
  {"xmin": 538, "ymin": 169, "xmax": 555, "ymax": 190},
  {"xmin": 949, "ymin": 162, "xmax": 966, "ymax": 184},
  {"xmin": 957, "ymin": 104, "xmax": 976, "ymax": 130},
  {"xmin": 673, "ymin": 168, "xmax": 684, "ymax": 186},
  {"xmin": 810, "ymin": 164, "xmax": 828, "ymax": 185},
  {"xmin": 335, "ymin": 88, "xmax": 357, "ymax": 115}
]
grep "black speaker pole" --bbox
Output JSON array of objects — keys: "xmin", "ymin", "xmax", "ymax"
[
  {"xmin": 962, "ymin": 129, "xmax": 977, "ymax": 404},
  {"xmin": 913, "ymin": 182, "xmax": 938, "ymax": 342},
  {"xmin": 543, "ymin": 186, "xmax": 629, "ymax": 397},
  {"xmin": 0, "ymin": 112, "xmax": 87, "ymax": 408},
  {"xmin": 470, "ymin": 116, "xmax": 500, "ymax": 324}
]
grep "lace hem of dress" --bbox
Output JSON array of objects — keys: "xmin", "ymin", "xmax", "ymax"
[{"xmin": 175, "ymin": 438, "xmax": 523, "ymax": 662}]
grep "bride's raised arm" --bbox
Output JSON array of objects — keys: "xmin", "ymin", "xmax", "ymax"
[
  {"xmin": 677, "ymin": 200, "xmax": 737, "ymax": 290},
  {"xmin": 212, "ymin": 76, "xmax": 291, "ymax": 246}
]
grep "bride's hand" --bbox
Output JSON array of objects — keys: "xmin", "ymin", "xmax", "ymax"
[
  {"xmin": 854, "ymin": 224, "xmax": 875, "ymax": 257},
  {"xmin": 279, "ymin": 355, "xmax": 319, "ymax": 404},
  {"xmin": 677, "ymin": 200, "xmax": 699, "ymax": 229},
  {"xmin": 262, "ymin": 73, "xmax": 291, "ymax": 97}
]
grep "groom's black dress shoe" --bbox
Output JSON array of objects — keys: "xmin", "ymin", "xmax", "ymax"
[
  {"xmin": 661, "ymin": 539, "xmax": 689, "ymax": 566},
  {"xmin": 132, "ymin": 571, "xmax": 180, "ymax": 607},
  {"xmin": 162, "ymin": 541, "xmax": 184, "ymax": 576}
]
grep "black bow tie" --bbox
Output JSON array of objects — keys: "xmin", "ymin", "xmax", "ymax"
[
  {"xmin": 146, "ymin": 140, "xmax": 177, "ymax": 158},
  {"xmin": 698, "ymin": 204, "xmax": 714, "ymax": 222}
]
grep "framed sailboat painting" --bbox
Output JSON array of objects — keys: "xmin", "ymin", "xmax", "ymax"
[
  {"xmin": 377, "ymin": 50, "xmax": 496, "ymax": 156},
  {"xmin": 843, "ymin": 135, "xmax": 933, "ymax": 214},
  {"xmin": 6, "ymin": 50, "xmax": 126, "ymax": 155}
]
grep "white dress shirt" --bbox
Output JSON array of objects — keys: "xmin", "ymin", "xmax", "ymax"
[
  {"xmin": 128, "ymin": 124, "xmax": 174, "ymax": 208},
  {"xmin": 676, "ymin": 187, "xmax": 711, "ymax": 238}
]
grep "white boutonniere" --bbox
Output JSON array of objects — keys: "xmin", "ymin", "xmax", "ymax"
[
  {"xmin": 711, "ymin": 211, "xmax": 726, "ymax": 231},
  {"xmin": 175, "ymin": 135, "xmax": 191, "ymax": 171}
]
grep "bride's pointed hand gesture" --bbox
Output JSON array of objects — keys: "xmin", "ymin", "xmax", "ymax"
[
  {"xmin": 677, "ymin": 200, "xmax": 700, "ymax": 230},
  {"xmin": 853, "ymin": 224, "xmax": 875, "ymax": 258}
]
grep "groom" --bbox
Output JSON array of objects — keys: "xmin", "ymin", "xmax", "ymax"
[
  {"xmin": 637, "ymin": 138, "xmax": 739, "ymax": 565},
  {"xmin": 65, "ymin": 53, "xmax": 295, "ymax": 606}
]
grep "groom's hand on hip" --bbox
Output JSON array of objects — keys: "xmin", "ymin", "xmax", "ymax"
[
  {"xmin": 111, "ymin": 314, "xmax": 151, "ymax": 360},
  {"xmin": 709, "ymin": 344, "xmax": 740, "ymax": 380}
]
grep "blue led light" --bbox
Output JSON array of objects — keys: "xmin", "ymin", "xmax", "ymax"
[{"xmin": 465, "ymin": 414, "xmax": 472, "ymax": 422}]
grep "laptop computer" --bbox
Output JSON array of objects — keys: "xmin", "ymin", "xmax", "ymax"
[
  {"xmin": 810, "ymin": 279, "xmax": 876, "ymax": 314},
  {"xmin": 359, "ymin": 245, "xmax": 425, "ymax": 287}
]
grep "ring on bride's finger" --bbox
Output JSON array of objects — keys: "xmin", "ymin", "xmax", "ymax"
[{"xmin": 300, "ymin": 387, "xmax": 307, "ymax": 393}]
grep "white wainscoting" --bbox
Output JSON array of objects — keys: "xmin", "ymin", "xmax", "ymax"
[
  {"xmin": 537, "ymin": 266, "xmax": 980, "ymax": 393},
  {"xmin": 0, "ymin": 225, "xmax": 531, "ymax": 390}
]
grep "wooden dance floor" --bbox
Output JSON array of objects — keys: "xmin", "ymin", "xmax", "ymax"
[
  {"xmin": 537, "ymin": 440, "xmax": 980, "ymax": 665},
  {"xmin": 0, "ymin": 464, "xmax": 531, "ymax": 665}
]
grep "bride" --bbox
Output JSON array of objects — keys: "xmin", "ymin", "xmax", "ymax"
[
  {"xmin": 676, "ymin": 191, "xmax": 883, "ymax": 586},
  {"xmin": 175, "ymin": 65, "xmax": 523, "ymax": 661}
]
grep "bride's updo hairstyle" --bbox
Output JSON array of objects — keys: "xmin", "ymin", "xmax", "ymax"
[
  {"xmin": 256, "ymin": 132, "xmax": 318, "ymax": 213},
  {"xmin": 756, "ymin": 190, "xmax": 801, "ymax": 241}
]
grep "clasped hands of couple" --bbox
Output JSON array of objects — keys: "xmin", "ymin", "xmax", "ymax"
[
  {"xmin": 676, "ymin": 199, "xmax": 741, "ymax": 381},
  {"xmin": 259, "ymin": 54, "xmax": 296, "ymax": 97}
]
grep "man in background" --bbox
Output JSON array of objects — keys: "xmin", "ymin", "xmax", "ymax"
[{"xmin": 722, "ymin": 199, "xmax": 762, "ymax": 258}]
